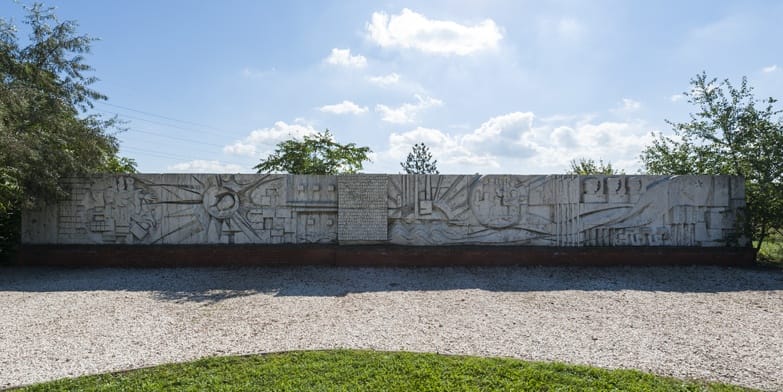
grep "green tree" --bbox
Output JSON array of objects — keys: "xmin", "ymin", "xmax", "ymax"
[
  {"xmin": 640, "ymin": 72, "xmax": 783, "ymax": 253},
  {"xmin": 401, "ymin": 143, "xmax": 439, "ymax": 174},
  {"xmin": 254, "ymin": 130, "xmax": 371, "ymax": 174},
  {"xmin": 102, "ymin": 155, "xmax": 138, "ymax": 174},
  {"xmin": 1, "ymin": 3, "xmax": 134, "ymax": 257},
  {"xmin": 566, "ymin": 158, "xmax": 622, "ymax": 175}
]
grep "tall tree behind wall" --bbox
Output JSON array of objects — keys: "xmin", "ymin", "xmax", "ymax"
[
  {"xmin": 254, "ymin": 130, "xmax": 371, "ymax": 174},
  {"xmin": 566, "ymin": 158, "xmax": 622, "ymax": 175},
  {"xmin": 641, "ymin": 72, "xmax": 783, "ymax": 253},
  {"xmin": 0, "ymin": 3, "xmax": 135, "ymax": 258},
  {"xmin": 401, "ymin": 143, "xmax": 439, "ymax": 174}
]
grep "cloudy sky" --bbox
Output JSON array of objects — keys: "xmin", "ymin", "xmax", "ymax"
[{"xmin": 6, "ymin": 1, "xmax": 782, "ymax": 174}]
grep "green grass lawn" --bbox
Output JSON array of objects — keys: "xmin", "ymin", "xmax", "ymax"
[{"xmin": 10, "ymin": 350, "xmax": 757, "ymax": 392}]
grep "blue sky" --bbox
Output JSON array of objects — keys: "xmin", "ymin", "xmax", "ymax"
[{"xmin": 4, "ymin": 0, "xmax": 782, "ymax": 174}]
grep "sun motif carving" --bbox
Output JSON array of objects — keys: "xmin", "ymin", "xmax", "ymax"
[{"xmin": 202, "ymin": 187, "xmax": 240, "ymax": 219}]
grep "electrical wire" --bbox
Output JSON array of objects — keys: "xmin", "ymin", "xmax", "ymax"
[
  {"xmin": 97, "ymin": 109, "xmax": 231, "ymax": 137},
  {"xmin": 121, "ymin": 146, "xmax": 246, "ymax": 167},
  {"xmin": 96, "ymin": 102, "xmax": 223, "ymax": 131},
  {"xmin": 89, "ymin": 102, "xmax": 252, "ymax": 170},
  {"xmin": 124, "ymin": 128, "xmax": 227, "ymax": 149}
]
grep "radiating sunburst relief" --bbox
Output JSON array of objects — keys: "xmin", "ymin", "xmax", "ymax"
[
  {"xmin": 22, "ymin": 174, "xmax": 746, "ymax": 247},
  {"xmin": 23, "ymin": 174, "xmax": 339, "ymax": 245}
]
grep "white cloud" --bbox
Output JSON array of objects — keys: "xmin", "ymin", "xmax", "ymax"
[
  {"xmin": 375, "ymin": 94, "xmax": 443, "ymax": 123},
  {"xmin": 670, "ymin": 94, "xmax": 685, "ymax": 102},
  {"xmin": 376, "ymin": 111, "xmax": 654, "ymax": 174},
  {"xmin": 611, "ymin": 98, "xmax": 641, "ymax": 115},
  {"xmin": 367, "ymin": 73, "xmax": 401, "ymax": 86},
  {"xmin": 167, "ymin": 160, "xmax": 245, "ymax": 173},
  {"xmin": 318, "ymin": 100, "xmax": 369, "ymax": 115},
  {"xmin": 550, "ymin": 126, "xmax": 579, "ymax": 148},
  {"xmin": 620, "ymin": 98, "xmax": 640, "ymax": 111},
  {"xmin": 763, "ymin": 64, "xmax": 778, "ymax": 73},
  {"xmin": 223, "ymin": 121, "xmax": 318, "ymax": 157},
  {"xmin": 522, "ymin": 117, "xmax": 653, "ymax": 173},
  {"xmin": 384, "ymin": 112, "xmax": 537, "ymax": 171},
  {"xmin": 223, "ymin": 143, "xmax": 256, "ymax": 156},
  {"xmin": 387, "ymin": 127, "xmax": 498, "ymax": 169},
  {"xmin": 366, "ymin": 8, "xmax": 503, "ymax": 55},
  {"xmin": 324, "ymin": 48, "xmax": 367, "ymax": 68},
  {"xmin": 461, "ymin": 112, "xmax": 537, "ymax": 158}
]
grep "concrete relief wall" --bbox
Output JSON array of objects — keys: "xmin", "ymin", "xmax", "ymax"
[
  {"xmin": 387, "ymin": 174, "xmax": 745, "ymax": 247},
  {"xmin": 22, "ymin": 174, "xmax": 339, "ymax": 245},
  {"xmin": 21, "ymin": 174, "xmax": 746, "ymax": 247}
]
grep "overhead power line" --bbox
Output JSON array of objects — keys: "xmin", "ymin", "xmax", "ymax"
[
  {"xmin": 121, "ymin": 146, "xmax": 212, "ymax": 161},
  {"xmin": 97, "ymin": 109, "xmax": 230, "ymax": 137},
  {"xmin": 97, "ymin": 102, "xmax": 223, "ymax": 132},
  {"xmin": 90, "ymin": 103, "xmax": 254, "ymax": 169},
  {"xmin": 125, "ymin": 128, "xmax": 228, "ymax": 149},
  {"xmin": 121, "ymin": 146, "xmax": 245, "ymax": 167}
]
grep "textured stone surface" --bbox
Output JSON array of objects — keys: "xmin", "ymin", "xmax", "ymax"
[
  {"xmin": 338, "ymin": 175, "xmax": 388, "ymax": 243},
  {"xmin": 387, "ymin": 174, "xmax": 746, "ymax": 247},
  {"xmin": 21, "ymin": 174, "xmax": 746, "ymax": 247}
]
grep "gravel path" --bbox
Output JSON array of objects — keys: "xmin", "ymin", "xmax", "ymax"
[{"xmin": 1, "ymin": 266, "xmax": 782, "ymax": 391}]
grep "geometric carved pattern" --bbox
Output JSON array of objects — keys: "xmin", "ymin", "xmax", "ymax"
[
  {"xmin": 21, "ymin": 174, "xmax": 747, "ymax": 247},
  {"xmin": 387, "ymin": 174, "xmax": 746, "ymax": 247}
]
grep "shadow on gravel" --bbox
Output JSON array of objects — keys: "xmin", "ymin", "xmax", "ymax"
[{"xmin": 1, "ymin": 266, "xmax": 782, "ymax": 303}]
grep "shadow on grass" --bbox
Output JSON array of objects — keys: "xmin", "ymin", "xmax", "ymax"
[{"xmin": 1, "ymin": 265, "xmax": 782, "ymax": 304}]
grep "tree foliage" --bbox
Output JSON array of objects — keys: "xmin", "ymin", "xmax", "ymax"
[
  {"xmin": 102, "ymin": 155, "xmax": 138, "ymax": 174},
  {"xmin": 1, "ymin": 3, "xmax": 134, "ymax": 256},
  {"xmin": 254, "ymin": 130, "xmax": 371, "ymax": 175},
  {"xmin": 401, "ymin": 143, "xmax": 439, "ymax": 174},
  {"xmin": 566, "ymin": 158, "xmax": 621, "ymax": 175},
  {"xmin": 640, "ymin": 72, "xmax": 783, "ymax": 252}
]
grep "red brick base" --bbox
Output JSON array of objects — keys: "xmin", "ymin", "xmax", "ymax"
[{"xmin": 14, "ymin": 245, "xmax": 756, "ymax": 268}]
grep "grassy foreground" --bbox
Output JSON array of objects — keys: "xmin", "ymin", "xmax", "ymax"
[{"xmin": 12, "ymin": 350, "xmax": 756, "ymax": 392}]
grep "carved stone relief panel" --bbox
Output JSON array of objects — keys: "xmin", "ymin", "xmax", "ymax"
[
  {"xmin": 387, "ymin": 175, "xmax": 563, "ymax": 246},
  {"xmin": 21, "ymin": 174, "xmax": 746, "ymax": 247},
  {"xmin": 386, "ymin": 174, "xmax": 745, "ymax": 247},
  {"xmin": 577, "ymin": 175, "xmax": 745, "ymax": 247},
  {"xmin": 22, "ymin": 174, "xmax": 341, "ymax": 245}
]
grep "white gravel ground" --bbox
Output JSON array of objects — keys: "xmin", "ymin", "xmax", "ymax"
[{"xmin": 0, "ymin": 266, "xmax": 781, "ymax": 391}]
